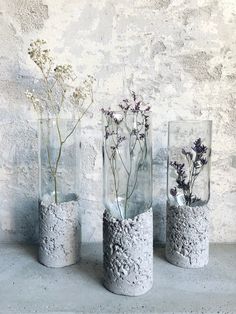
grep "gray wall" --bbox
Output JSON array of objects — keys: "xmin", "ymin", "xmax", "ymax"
[{"xmin": 0, "ymin": 0, "xmax": 235, "ymax": 243}]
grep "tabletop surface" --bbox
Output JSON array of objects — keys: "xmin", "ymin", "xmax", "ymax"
[{"xmin": 0, "ymin": 243, "xmax": 235, "ymax": 314}]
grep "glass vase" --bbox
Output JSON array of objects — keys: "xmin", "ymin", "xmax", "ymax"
[
  {"xmin": 39, "ymin": 118, "xmax": 79, "ymax": 204},
  {"xmin": 103, "ymin": 111, "xmax": 152, "ymax": 220},
  {"xmin": 166, "ymin": 120, "xmax": 212, "ymax": 268},
  {"xmin": 102, "ymin": 109, "xmax": 153, "ymax": 296},
  {"xmin": 38, "ymin": 118, "xmax": 80, "ymax": 267}
]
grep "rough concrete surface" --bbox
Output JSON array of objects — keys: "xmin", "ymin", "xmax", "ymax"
[
  {"xmin": 0, "ymin": 243, "xmax": 235, "ymax": 313},
  {"xmin": 0, "ymin": 0, "xmax": 236, "ymax": 244},
  {"xmin": 166, "ymin": 204, "xmax": 209, "ymax": 268},
  {"xmin": 103, "ymin": 209, "xmax": 153, "ymax": 296},
  {"xmin": 39, "ymin": 200, "xmax": 80, "ymax": 267}
]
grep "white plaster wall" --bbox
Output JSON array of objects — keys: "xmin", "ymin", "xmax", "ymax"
[{"xmin": 0, "ymin": 0, "xmax": 235, "ymax": 243}]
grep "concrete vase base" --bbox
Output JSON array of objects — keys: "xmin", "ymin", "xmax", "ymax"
[
  {"xmin": 166, "ymin": 204, "xmax": 209, "ymax": 268},
  {"xmin": 103, "ymin": 208, "xmax": 153, "ymax": 296},
  {"xmin": 39, "ymin": 200, "xmax": 80, "ymax": 268}
]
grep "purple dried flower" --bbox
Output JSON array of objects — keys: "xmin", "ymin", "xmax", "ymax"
[
  {"xmin": 131, "ymin": 91, "xmax": 136, "ymax": 101},
  {"xmin": 182, "ymin": 148, "xmax": 193, "ymax": 160},
  {"xmin": 192, "ymin": 138, "xmax": 208, "ymax": 154},
  {"xmin": 132, "ymin": 129, "xmax": 138, "ymax": 136},
  {"xmin": 200, "ymin": 157, "xmax": 208, "ymax": 165},
  {"xmin": 170, "ymin": 187, "xmax": 177, "ymax": 197},
  {"xmin": 101, "ymin": 108, "xmax": 114, "ymax": 119},
  {"xmin": 144, "ymin": 115, "xmax": 150, "ymax": 131},
  {"xmin": 117, "ymin": 135, "xmax": 126, "ymax": 145},
  {"xmin": 139, "ymin": 133, "xmax": 145, "ymax": 140},
  {"xmin": 170, "ymin": 137, "xmax": 209, "ymax": 206}
]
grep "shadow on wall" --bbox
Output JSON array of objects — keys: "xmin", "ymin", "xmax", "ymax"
[
  {"xmin": 153, "ymin": 201, "xmax": 166, "ymax": 246},
  {"xmin": 152, "ymin": 145, "xmax": 168, "ymax": 246},
  {"xmin": 0, "ymin": 120, "xmax": 39, "ymax": 243}
]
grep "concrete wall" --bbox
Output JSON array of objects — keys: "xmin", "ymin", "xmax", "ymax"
[{"xmin": 0, "ymin": 0, "xmax": 235, "ymax": 243}]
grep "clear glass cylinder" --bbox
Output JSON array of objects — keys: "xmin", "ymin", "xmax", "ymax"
[
  {"xmin": 167, "ymin": 120, "xmax": 212, "ymax": 207},
  {"xmin": 103, "ymin": 111, "xmax": 152, "ymax": 219},
  {"xmin": 39, "ymin": 118, "xmax": 79, "ymax": 205}
]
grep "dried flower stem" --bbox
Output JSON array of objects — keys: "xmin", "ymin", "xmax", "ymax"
[
  {"xmin": 103, "ymin": 92, "xmax": 150, "ymax": 219},
  {"xmin": 26, "ymin": 39, "xmax": 94, "ymax": 204},
  {"xmin": 170, "ymin": 138, "xmax": 208, "ymax": 206}
]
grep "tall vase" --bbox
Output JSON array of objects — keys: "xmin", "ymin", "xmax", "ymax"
[
  {"xmin": 102, "ymin": 109, "xmax": 153, "ymax": 296},
  {"xmin": 166, "ymin": 120, "xmax": 212, "ymax": 268},
  {"xmin": 38, "ymin": 118, "xmax": 80, "ymax": 268}
]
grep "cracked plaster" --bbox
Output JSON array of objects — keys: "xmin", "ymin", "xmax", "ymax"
[{"xmin": 0, "ymin": 0, "xmax": 235, "ymax": 243}]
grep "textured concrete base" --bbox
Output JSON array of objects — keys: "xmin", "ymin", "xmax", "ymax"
[
  {"xmin": 103, "ymin": 208, "xmax": 153, "ymax": 296},
  {"xmin": 39, "ymin": 200, "xmax": 80, "ymax": 268},
  {"xmin": 166, "ymin": 204, "xmax": 209, "ymax": 268}
]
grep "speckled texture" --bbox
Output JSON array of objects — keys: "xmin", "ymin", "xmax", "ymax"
[
  {"xmin": 0, "ymin": 0, "xmax": 236, "ymax": 244},
  {"xmin": 166, "ymin": 204, "xmax": 209, "ymax": 268},
  {"xmin": 39, "ymin": 200, "xmax": 80, "ymax": 267},
  {"xmin": 103, "ymin": 209, "xmax": 153, "ymax": 296}
]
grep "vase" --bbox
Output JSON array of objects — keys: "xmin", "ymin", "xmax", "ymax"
[
  {"xmin": 166, "ymin": 120, "xmax": 212, "ymax": 268},
  {"xmin": 38, "ymin": 118, "xmax": 80, "ymax": 267},
  {"xmin": 102, "ymin": 108, "xmax": 153, "ymax": 295}
]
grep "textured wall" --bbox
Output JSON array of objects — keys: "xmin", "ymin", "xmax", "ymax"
[{"xmin": 0, "ymin": 0, "xmax": 235, "ymax": 243}]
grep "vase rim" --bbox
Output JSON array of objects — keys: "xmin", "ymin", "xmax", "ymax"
[
  {"xmin": 168, "ymin": 119, "xmax": 212, "ymax": 124},
  {"xmin": 102, "ymin": 110, "xmax": 152, "ymax": 115},
  {"xmin": 38, "ymin": 117, "xmax": 78, "ymax": 121}
]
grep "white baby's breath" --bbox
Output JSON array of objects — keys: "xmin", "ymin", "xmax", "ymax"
[
  {"xmin": 25, "ymin": 39, "xmax": 94, "ymax": 116},
  {"xmin": 25, "ymin": 39, "xmax": 96, "ymax": 204}
]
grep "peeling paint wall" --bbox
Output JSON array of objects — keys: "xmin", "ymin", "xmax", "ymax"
[{"xmin": 0, "ymin": 0, "xmax": 235, "ymax": 243}]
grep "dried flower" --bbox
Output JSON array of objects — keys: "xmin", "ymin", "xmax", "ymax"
[
  {"xmin": 25, "ymin": 39, "xmax": 95, "ymax": 204},
  {"xmin": 102, "ymin": 92, "xmax": 151, "ymax": 219},
  {"xmin": 182, "ymin": 148, "xmax": 193, "ymax": 160},
  {"xmin": 139, "ymin": 133, "xmax": 145, "ymax": 140},
  {"xmin": 25, "ymin": 90, "xmax": 42, "ymax": 113},
  {"xmin": 118, "ymin": 91, "xmax": 150, "ymax": 114},
  {"xmin": 113, "ymin": 113, "xmax": 123, "ymax": 124},
  {"xmin": 192, "ymin": 138, "xmax": 208, "ymax": 155},
  {"xmin": 28, "ymin": 39, "xmax": 52, "ymax": 69},
  {"xmin": 170, "ymin": 138, "xmax": 209, "ymax": 206},
  {"xmin": 54, "ymin": 64, "xmax": 74, "ymax": 81},
  {"xmin": 170, "ymin": 187, "xmax": 177, "ymax": 197}
]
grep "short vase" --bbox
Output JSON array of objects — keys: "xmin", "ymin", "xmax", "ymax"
[{"xmin": 166, "ymin": 120, "xmax": 212, "ymax": 268}]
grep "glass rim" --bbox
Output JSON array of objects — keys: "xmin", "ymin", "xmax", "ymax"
[
  {"xmin": 168, "ymin": 119, "xmax": 212, "ymax": 124},
  {"xmin": 102, "ymin": 110, "xmax": 152, "ymax": 115},
  {"xmin": 38, "ymin": 118, "xmax": 79, "ymax": 121}
]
